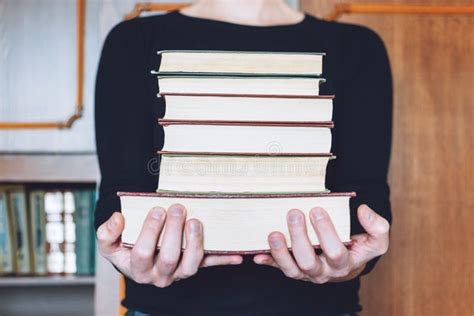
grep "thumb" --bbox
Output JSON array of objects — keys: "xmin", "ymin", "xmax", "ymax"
[
  {"xmin": 358, "ymin": 204, "xmax": 390, "ymax": 239},
  {"xmin": 96, "ymin": 212, "xmax": 125, "ymax": 257},
  {"xmin": 351, "ymin": 204, "xmax": 390, "ymax": 260}
]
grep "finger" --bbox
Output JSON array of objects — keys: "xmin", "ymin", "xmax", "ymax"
[
  {"xmin": 253, "ymin": 254, "xmax": 279, "ymax": 268},
  {"xmin": 287, "ymin": 209, "xmax": 323, "ymax": 276},
  {"xmin": 268, "ymin": 232, "xmax": 303, "ymax": 279},
  {"xmin": 130, "ymin": 207, "xmax": 166, "ymax": 278},
  {"xmin": 310, "ymin": 207, "xmax": 350, "ymax": 269},
  {"xmin": 96, "ymin": 212, "xmax": 125, "ymax": 257},
  {"xmin": 353, "ymin": 204, "xmax": 390, "ymax": 258},
  {"xmin": 200, "ymin": 255, "xmax": 243, "ymax": 267},
  {"xmin": 174, "ymin": 219, "xmax": 204, "ymax": 279},
  {"xmin": 156, "ymin": 204, "xmax": 186, "ymax": 276},
  {"xmin": 358, "ymin": 204, "xmax": 390, "ymax": 240},
  {"xmin": 96, "ymin": 212, "xmax": 132, "ymax": 276}
]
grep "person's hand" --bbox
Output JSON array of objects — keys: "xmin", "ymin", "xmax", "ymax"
[
  {"xmin": 97, "ymin": 204, "xmax": 243, "ymax": 288},
  {"xmin": 253, "ymin": 204, "xmax": 389, "ymax": 283}
]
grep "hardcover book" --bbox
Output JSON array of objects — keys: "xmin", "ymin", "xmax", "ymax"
[
  {"xmin": 157, "ymin": 50, "xmax": 324, "ymax": 76},
  {"xmin": 159, "ymin": 120, "xmax": 333, "ymax": 155},
  {"xmin": 29, "ymin": 190, "xmax": 47, "ymax": 275},
  {"xmin": 64, "ymin": 191, "xmax": 76, "ymax": 274},
  {"xmin": 74, "ymin": 189, "xmax": 97, "ymax": 275},
  {"xmin": 161, "ymin": 94, "xmax": 334, "ymax": 123},
  {"xmin": 157, "ymin": 154, "xmax": 333, "ymax": 193},
  {"xmin": 119, "ymin": 192, "xmax": 354, "ymax": 254},
  {"xmin": 0, "ymin": 188, "xmax": 15, "ymax": 275},
  {"xmin": 8, "ymin": 186, "xmax": 32, "ymax": 274},
  {"xmin": 44, "ymin": 191, "xmax": 65, "ymax": 274},
  {"xmin": 157, "ymin": 76, "xmax": 325, "ymax": 96}
]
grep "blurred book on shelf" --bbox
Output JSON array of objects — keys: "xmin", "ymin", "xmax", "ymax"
[{"xmin": 0, "ymin": 185, "xmax": 97, "ymax": 277}]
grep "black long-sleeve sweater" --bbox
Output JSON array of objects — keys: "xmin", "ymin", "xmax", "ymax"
[{"xmin": 95, "ymin": 11, "xmax": 392, "ymax": 315}]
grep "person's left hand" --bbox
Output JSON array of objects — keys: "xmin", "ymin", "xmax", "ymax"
[{"xmin": 253, "ymin": 204, "xmax": 390, "ymax": 283}]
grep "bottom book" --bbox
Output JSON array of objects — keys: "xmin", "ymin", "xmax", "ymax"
[{"xmin": 118, "ymin": 192, "xmax": 355, "ymax": 254}]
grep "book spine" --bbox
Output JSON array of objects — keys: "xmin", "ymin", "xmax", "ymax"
[
  {"xmin": 63, "ymin": 191, "xmax": 76, "ymax": 275},
  {"xmin": 9, "ymin": 189, "xmax": 32, "ymax": 274},
  {"xmin": 122, "ymin": 241, "xmax": 352, "ymax": 255},
  {"xmin": 89, "ymin": 189, "xmax": 97, "ymax": 274},
  {"xmin": 45, "ymin": 191, "xmax": 65, "ymax": 275},
  {"xmin": 158, "ymin": 119, "xmax": 334, "ymax": 128},
  {"xmin": 29, "ymin": 191, "xmax": 47, "ymax": 275},
  {"xmin": 0, "ymin": 190, "xmax": 15, "ymax": 275},
  {"xmin": 74, "ymin": 189, "xmax": 95, "ymax": 275}
]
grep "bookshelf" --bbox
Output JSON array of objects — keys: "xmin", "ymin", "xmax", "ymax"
[
  {"xmin": 0, "ymin": 152, "xmax": 105, "ymax": 316},
  {"xmin": 0, "ymin": 153, "xmax": 99, "ymax": 183},
  {"xmin": 0, "ymin": 275, "xmax": 96, "ymax": 287}
]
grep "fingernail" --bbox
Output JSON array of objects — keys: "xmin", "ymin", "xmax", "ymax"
[
  {"xmin": 255, "ymin": 257, "xmax": 266, "ymax": 264},
  {"xmin": 361, "ymin": 205, "xmax": 373, "ymax": 221},
  {"xmin": 289, "ymin": 211, "xmax": 301, "ymax": 225},
  {"xmin": 233, "ymin": 256, "xmax": 243, "ymax": 264},
  {"xmin": 189, "ymin": 221, "xmax": 201, "ymax": 236},
  {"xmin": 312, "ymin": 207, "xmax": 325, "ymax": 221},
  {"xmin": 270, "ymin": 237, "xmax": 282, "ymax": 249},
  {"xmin": 107, "ymin": 214, "xmax": 118, "ymax": 229},
  {"xmin": 169, "ymin": 205, "xmax": 184, "ymax": 217},
  {"xmin": 151, "ymin": 207, "xmax": 164, "ymax": 220}
]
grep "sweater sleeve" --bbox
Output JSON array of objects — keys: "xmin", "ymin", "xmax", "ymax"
[
  {"xmin": 326, "ymin": 26, "xmax": 393, "ymax": 275},
  {"xmin": 94, "ymin": 20, "xmax": 158, "ymax": 230}
]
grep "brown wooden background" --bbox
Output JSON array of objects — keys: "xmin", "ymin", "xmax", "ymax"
[{"xmin": 302, "ymin": 1, "xmax": 474, "ymax": 315}]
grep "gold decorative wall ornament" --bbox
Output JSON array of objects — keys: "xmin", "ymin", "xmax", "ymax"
[
  {"xmin": 124, "ymin": 2, "xmax": 189, "ymax": 20},
  {"xmin": 0, "ymin": 0, "xmax": 85, "ymax": 130},
  {"xmin": 324, "ymin": 3, "xmax": 474, "ymax": 20}
]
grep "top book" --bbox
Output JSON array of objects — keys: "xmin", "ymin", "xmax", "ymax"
[{"xmin": 157, "ymin": 50, "xmax": 324, "ymax": 76}]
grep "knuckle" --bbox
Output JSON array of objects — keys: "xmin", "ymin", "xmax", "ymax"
[
  {"xmin": 311, "ymin": 275, "xmax": 329, "ymax": 284},
  {"xmin": 160, "ymin": 255, "xmax": 178, "ymax": 269},
  {"xmin": 131, "ymin": 247, "xmax": 152, "ymax": 260},
  {"xmin": 284, "ymin": 269, "xmax": 302, "ymax": 279},
  {"xmin": 131, "ymin": 273, "xmax": 151, "ymax": 285},
  {"xmin": 180, "ymin": 267, "xmax": 199, "ymax": 279},
  {"xmin": 153, "ymin": 278, "xmax": 172, "ymax": 288},
  {"xmin": 326, "ymin": 247, "xmax": 346, "ymax": 261},
  {"xmin": 298, "ymin": 262, "xmax": 318, "ymax": 273},
  {"xmin": 332, "ymin": 267, "xmax": 351, "ymax": 279}
]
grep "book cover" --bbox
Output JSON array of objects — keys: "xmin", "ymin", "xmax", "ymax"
[
  {"xmin": 74, "ymin": 189, "xmax": 96, "ymax": 275},
  {"xmin": 118, "ymin": 191, "xmax": 354, "ymax": 254},
  {"xmin": 64, "ymin": 191, "xmax": 76, "ymax": 275},
  {"xmin": 0, "ymin": 189, "xmax": 15, "ymax": 275},
  {"xmin": 158, "ymin": 119, "xmax": 334, "ymax": 127},
  {"xmin": 44, "ymin": 191, "xmax": 65, "ymax": 275},
  {"xmin": 7, "ymin": 186, "xmax": 32, "ymax": 274},
  {"xmin": 28, "ymin": 190, "xmax": 47, "ymax": 275},
  {"xmin": 156, "ymin": 50, "xmax": 325, "ymax": 77},
  {"xmin": 157, "ymin": 154, "xmax": 333, "ymax": 194}
]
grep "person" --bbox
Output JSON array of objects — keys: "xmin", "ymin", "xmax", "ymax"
[{"xmin": 94, "ymin": 0, "xmax": 392, "ymax": 315}]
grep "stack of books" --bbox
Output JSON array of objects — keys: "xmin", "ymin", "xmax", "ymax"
[
  {"xmin": 119, "ymin": 51, "xmax": 354, "ymax": 254},
  {"xmin": 0, "ymin": 186, "xmax": 96, "ymax": 276}
]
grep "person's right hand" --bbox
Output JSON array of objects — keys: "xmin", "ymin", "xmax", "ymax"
[{"xmin": 97, "ymin": 204, "xmax": 243, "ymax": 288}]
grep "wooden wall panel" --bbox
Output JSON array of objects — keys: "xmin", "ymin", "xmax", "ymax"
[{"xmin": 302, "ymin": 1, "xmax": 473, "ymax": 315}]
